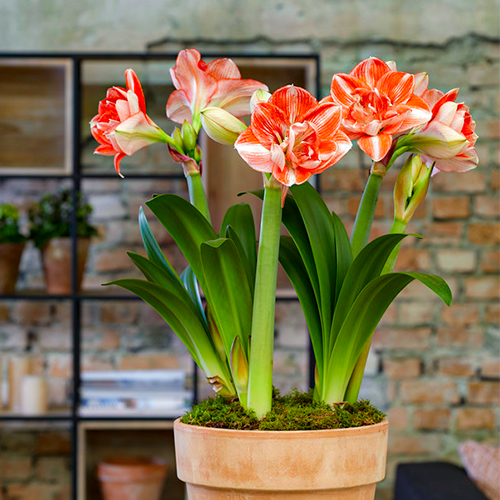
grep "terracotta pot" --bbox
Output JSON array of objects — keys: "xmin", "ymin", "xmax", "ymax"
[
  {"xmin": 41, "ymin": 237, "xmax": 90, "ymax": 294},
  {"xmin": 0, "ymin": 242, "xmax": 25, "ymax": 294},
  {"xmin": 97, "ymin": 457, "xmax": 168, "ymax": 500},
  {"xmin": 174, "ymin": 419, "xmax": 388, "ymax": 499}
]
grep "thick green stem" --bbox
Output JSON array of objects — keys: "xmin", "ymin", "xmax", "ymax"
[
  {"xmin": 350, "ymin": 169, "xmax": 384, "ymax": 257},
  {"xmin": 186, "ymin": 171, "xmax": 211, "ymax": 223},
  {"xmin": 344, "ymin": 217, "xmax": 409, "ymax": 403},
  {"xmin": 247, "ymin": 183, "xmax": 282, "ymax": 418},
  {"xmin": 382, "ymin": 218, "xmax": 408, "ymax": 275}
]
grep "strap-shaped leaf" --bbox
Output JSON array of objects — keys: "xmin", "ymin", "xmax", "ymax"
[
  {"xmin": 225, "ymin": 226, "xmax": 255, "ymax": 295},
  {"xmin": 331, "ymin": 211, "xmax": 352, "ymax": 298},
  {"xmin": 201, "ymin": 238, "xmax": 253, "ymax": 359},
  {"xmin": 104, "ymin": 278, "xmax": 236, "ymax": 396},
  {"xmin": 220, "ymin": 203, "xmax": 257, "ymax": 280},
  {"xmin": 325, "ymin": 272, "xmax": 452, "ymax": 402},
  {"xmin": 290, "ymin": 182, "xmax": 337, "ymax": 335},
  {"xmin": 279, "ymin": 236, "xmax": 323, "ymax": 374},
  {"xmin": 138, "ymin": 206, "xmax": 180, "ymax": 283},
  {"xmin": 330, "ymin": 233, "xmax": 414, "ymax": 350},
  {"xmin": 146, "ymin": 194, "xmax": 217, "ymax": 291},
  {"xmin": 127, "ymin": 252, "xmax": 205, "ymax": 327},
  {"xmin": 181, "ymin": 265, "xmax": 206, "ymax": 326}
]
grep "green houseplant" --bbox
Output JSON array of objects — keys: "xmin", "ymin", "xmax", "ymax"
[
  {"xmin": 29, "ymin": 189, "xmax": 98, "ymax": 294},
  {"xmin": 0, "ymin": 203, "xmax": 27, "ymax": 294},
  {"xmin": 91, "ymin": 51, "xmax": 478, "ymax": 499}
]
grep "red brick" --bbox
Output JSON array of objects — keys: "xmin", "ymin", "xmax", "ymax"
[
  {"xmin": 372, "ymin": 328, "xmax": 432, "ymax": 350},
  {"xmin": 321, "ymin": 168, "xmax": 365, "ymax": 191},
  {"xmin": 12, "ymin": 302, "xmax": 51, "ymax": 326},
  {"xmin": 481, "ymin": 358, "xmax": 500, "ymax": 379},
  {"xmin": 491, "ymin": 169, "xmax": 500, "ymax": 190},
  {"xmin": 465, "ymin": 276, "xmax": 500, "ymax": 299},
  {"xmin": 82, "ymin": 328, "xmax": 121, "ymax": 350},
  {"xmin": 437, "ymin": 327, "xmax": 483, "ymax": 348},
  {"xmin": 400, "ymin": 380, "xmax": 460, "ymax": 404},
  {"xmin": 436, "ymin": 249, "xmax": 476, "ymax": 273},
  {"xmin": 422, "ymin": 222, "xmax": 463, "ymax": 245},
  {"xmin": 0, "ymin": 303, "xmax": 10, "ymax": 321},
  {"xmin": 475, "ymin": 118, "xmax": 500, "ymax": 139},
  {"xmin": 6, "ymin": 484, "xmax": 68, "ymax": 500},
  {"xmin": 94, "ymin": 248, "xmax": 134, "ymax": 272},
  {"xmin": 387, "ymin": 407, "xmax": 409, "ymax": 430},
  {"xmin": 399, "ymin": 302, "xmax": 434, "ymax": 325},
  {"xmin": 414, "ymin": 409, "xmax": 451, "ymax": 430},
  {"xmin": 438, "ymin": 357, "xmax": 475, "ymax": 377},
  {"xmin": 36, "ymin": 457, "xmax": 68, "ymax": 481},
  {"xmin": 0, "ymin": 456, "xmax": 32, "ymax": 480},
  {"xmin": 389, "ymin": 434, "xmax": 442, "ymax": 455},
  {"xmin": 485, "ymin": 303, "xmax": 500, "ymax": 324},
  {"xmin": 384, "ymin": 358, "xmax": 421, "ymax": 378},
  {"xmin": 481, "ymin": 249, "xmax": 500, "ymax": 272},
  {"xmin": 441, "ymin": 303, "xmax": 480, "ymax": 326},
  {"xmin": 119, "ymin": 354, "xmax": 180, "ymax": 370},
  {"xmin": 47, "ymin": 354, "xmax": 71, "ymax": 378},
  {"xmin": 468, "ymin": 381, "xmax": 500, "ymax": 404},
  {"xmin": 468, "ymin": 222, "xmax": 500, "ymax": 245},
  {"xmin": 81, "ymin": 355, "xmax": 114, "ymax": 372},
  {"xmin": 432, "ymin": 171, "xmax": 487, "ymax": 193},
  {"xmin": 35, "ymin": 432, "xmax": 71, "ymax": 455},
  {"xmin": 432, "ymin": 197, "xmax": 470, "ymax": 219},
  {"xmin": 475, "ymin": 195, "xmax": 500, "ymax": 218},
  {"xmin": 394, "ymin": 248, "xmax": 431, "ymax": 272},
  {"xmin": 456, "ymin": 408, "xmax": 495, "ymax": 430},
  {"xmin": 100, "ymin": 303, "xmax": 139, "ymax": 324}
]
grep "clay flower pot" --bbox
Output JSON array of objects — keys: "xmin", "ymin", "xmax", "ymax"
[
  {"xmin": 0, "ymin": 242, "xmax": 25, "ymax": 294},
  {"xmin": 97, "ymin": 457, "xmax": 168, "ymax": 500},
  {"xmin": 41, "ymin": 237, "xmax": 90, "ymax": 294},
  {"xmin": 174, "ymin": 419, "xmax": 388, "ymax": 499}
]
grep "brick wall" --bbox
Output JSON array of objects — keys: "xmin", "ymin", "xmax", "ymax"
[{"xmin": 0, "ymin": 3, "xmax": 499, "ymax": 499}]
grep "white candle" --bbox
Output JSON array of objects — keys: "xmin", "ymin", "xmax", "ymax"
[
  {"xmin": 8, "ymin": 357, "xmax": 32, "ymax": 413},
  {"xmin": 20, "ymin": 375, "xmax": 48, "ymax": 415}
]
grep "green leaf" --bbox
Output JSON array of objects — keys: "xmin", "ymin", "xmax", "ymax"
[
  {"xmin": 127, "ymin": 252, "xmax": 205, "ymax": 327},
  {"xmin": 290, "ymin": 182, "xmax": 337, "ymax": 335},
  {"xmin": 331, "ymin": 211, "xmax": 352, "ymax": 298},
  {"xmin": 180, "ymin": 265, "xmax": 206, "ymax": 326},
  {"xmin": 220, "ymin": 203, "xmax": 257, "ymax": 280},
  {"xmin": 201, "ymin": 238, "xmax": 253, "ymax": 358},
  {"xmin": 279, "ymin": 236, "xmax": 323, "ymax": 374},
  {"xmin": 104, "ymin": 277, "xmax": 237, "ymax": 396},
  {"xmin": 225, "ymin": 226, "xmax": 255, "ymax": 295},
  {"xmin": 331, "ymin": 233, "xmax": 414, "ymax": 350},
  {"xmin": 146, "ymin": 194, "xmax": 218, "ymax": 291},
  {"xmin": 324, "ymin": 271, "xmax": 452, "ymax": 402},
  {"xmin": 138, "ymin": 206, "xmax": 180, "ymax": 283}
]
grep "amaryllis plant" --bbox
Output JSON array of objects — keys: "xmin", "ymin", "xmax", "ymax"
[{"xmin": 93, "ymin": 52, "xmax": 478, "ymax": 418}]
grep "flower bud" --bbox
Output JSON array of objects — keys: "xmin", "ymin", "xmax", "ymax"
[
  {"xmin": 200, "ymin": 107, "xmax": 247, "ymax": 145},
  {"xmin": 181, "ymin": 120, "xmax": 197, "ymax": 153},
  {"xmin": 171, "ymin": 127, "xmax": 184, "ymax": 154},
  {"xmin": 394, "ymin": 154, "xmax": 432, "ymax": 224},
  {"xmin": 250, "ymin": 88, "xmax": 272, "ymax": 113},
  {"xmin": 230, "ymin": 336, "xmax": 249, "ymax": 397}
]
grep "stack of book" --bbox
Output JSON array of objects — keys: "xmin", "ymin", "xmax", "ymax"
[{"xmin": 79, "ymin": 369, "xmax": 192, "ymax": 417}]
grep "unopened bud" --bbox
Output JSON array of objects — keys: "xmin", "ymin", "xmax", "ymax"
[
  {"xmin": 181, "ymin": 120, "xmax": 197, "ymax": 153},
  {"xmin": 230, "ymin": 336, "xmax": 249, "ymax": 397},
  {"xmin": 201, "ymin": 107, "xmax": 247, "ymax": 145},
  {"xmin": 250, "ymin": 89, "xmax": 272, "ymax": 113}
]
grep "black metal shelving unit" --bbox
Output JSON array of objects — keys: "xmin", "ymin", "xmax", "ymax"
[{"xmin": 0, "ymin": 51, "xmax": 320, "ymax": 500}]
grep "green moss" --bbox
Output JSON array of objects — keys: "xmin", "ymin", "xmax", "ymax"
[{"xmin": 181, "ymin": 389, "xmax": 385, "ymax": 431}]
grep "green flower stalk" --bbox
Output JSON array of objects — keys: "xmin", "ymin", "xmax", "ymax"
[{"xmin": 247, "ymin": 177, "xmax": 283, "ymax": 418}]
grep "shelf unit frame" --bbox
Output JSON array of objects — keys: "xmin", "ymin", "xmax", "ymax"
[{"xmin": 0, "ymin": 51, "xmax": 321, "ymax": 500}]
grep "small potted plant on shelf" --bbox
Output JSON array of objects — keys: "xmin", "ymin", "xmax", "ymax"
[
  {"xmin": 0, "ymin": 203, "xmax": 27, "ymax": 294},
  {"xmin": 91, "ymin": 51, "xmax": 478, "ymax": 499},
  {"xmin": 29, "ymin": 189, "xmax": 98, "ymax": 294}
]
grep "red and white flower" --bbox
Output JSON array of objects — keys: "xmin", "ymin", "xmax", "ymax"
[
  {"xmin": 327, "ymin": 57, "xmax": 432, "ymax": 162},
  {"xmin": 235, "ymin": 85, "xmax": 352, "ymax": 186},
  {"xmin": 90, "ymin": 69, "xmax": 166, "ymax": 177},
  {"xmin": 166, "ymin": 49, "xmax": 268, "ymax": 126},
  {"xmin": 407, "ymin": 78, "xmax": 478, "ymax": 173}
]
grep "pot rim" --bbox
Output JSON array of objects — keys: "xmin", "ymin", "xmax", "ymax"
[{"xmin": 174, "ymin": 417, "xmax": 388, "ymax": 438}]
